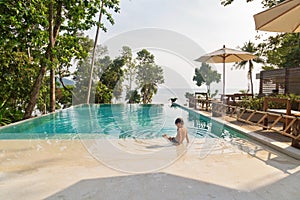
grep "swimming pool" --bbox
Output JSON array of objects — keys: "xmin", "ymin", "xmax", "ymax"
[{"xmin": 0, "ymin": 104, "xmax": 246, "ymax": 140}]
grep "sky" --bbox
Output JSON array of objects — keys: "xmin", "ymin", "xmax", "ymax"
[{"xmin": 86, "ymin": 0, "xmax": 271, "ymax": 95}]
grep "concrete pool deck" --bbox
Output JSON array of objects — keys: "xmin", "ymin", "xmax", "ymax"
[{"xmin": 1, "ymin": 136, "xmax": 300, "ymax": 200}]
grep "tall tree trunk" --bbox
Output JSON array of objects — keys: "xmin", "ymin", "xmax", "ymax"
[
  {"xmin": 24, "ymin": 1, "xmax": 62, "ymax": 119},
  {"xmin": 50, "ymin": 68, "xmax": 55, "ymax": 112},
  {"xmin": 249, "ymin": 62, "xmax": 254, "ymax": 96},
  {"xmin": 250, "ymin": 71, "xmax": 254, "ymax": 96},
  {"xmin": 24, "ymin": 66, "xmax": 47, "ymax": 119},
  {"xmin": 129, "ymin": 71, "xmax": 132, "ymax": 92},
  {"xmin": 87, "ymin": 0, "xmax": 104, "ymax": 104},
  {"xmin": 207, "ymin": 84, "xmax": 210, "ymax": 97},
  {"xmin": 49, "ymin": 1, "xmax": 55, "ymax": 112}
]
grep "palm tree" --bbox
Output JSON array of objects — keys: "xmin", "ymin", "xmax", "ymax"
[{"xmin": 235, "ymin": 41, "xmax": 264, "ymax": 95}]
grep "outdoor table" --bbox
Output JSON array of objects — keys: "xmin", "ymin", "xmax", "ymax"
[
  {"xmin": 194, "ymin": 97, "xmax": 212, "ymax": 111},
  {"xmin": 220, "ymin": 94, "xmax": 235, "ymax": 105}
]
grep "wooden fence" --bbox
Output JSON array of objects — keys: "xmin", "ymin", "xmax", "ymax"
[{"xmin": 212, "ymin": 102, "xmax": 300, "ymax": 149}]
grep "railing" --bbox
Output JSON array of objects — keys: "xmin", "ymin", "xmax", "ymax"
[{"xmin": 212, "ymin": 102, "xmax": 300, "ymax": 148}]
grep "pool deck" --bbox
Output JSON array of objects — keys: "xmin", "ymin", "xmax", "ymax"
[
  {"xmin": 1, "ymin": 105, "xmax": 300, "ymax": 199},
  {"xmin": 1, "ymin": 137, "xmax": 300, "ymax": 199}
]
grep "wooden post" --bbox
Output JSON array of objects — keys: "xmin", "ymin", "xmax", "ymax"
[
  {"xmin": 285, "ymin": 68, "xmax": 289, "ymax": 94},
  {"xmin": 286, "ymin": 98, "xmax": 292, "ymax": 133},
  {"xmin": 259, "ymin": 71, "xmax": 263, "ymax": 96},
  {"xmin": 263, "ymin": 97, "xmax": 268, "ymax": 130},
  {"xmin": 292, "ymin": 119, "xmax": 300, "ymax": 149}
]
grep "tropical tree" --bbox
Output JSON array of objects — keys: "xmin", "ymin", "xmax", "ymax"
[
  {"xmin": 193, "ymin": 63, "xmax": 221, "ymax": 97},
  {"xmin": 126, "ymin": 90, "xmax": 141, "ymax": 104},
  {"xmin": 112, "ymin": 81, "xmax": 123, "ymax": 102},
  {"xmin": 0, "ymin": 51, "xmax": 37, "ymax": 124},
  {"xmin": 100, "ymin": 57, "xmax": 125, "ymax": 92},
  {"xmin": 193, "ymin": 68, "xmax": 205, "ymax": 87},
  {"xmin": 94, "ymin": 53, "xmax": 125, "ymax": 103},
  {"xmin": 257, "ymin": 33, "xmax": 300, "ymax": 69},
  {"xmin": 95, "ymin": 82, "xmax": 113, "ymax": 104},
  {"xmin": 235, "ymin": 41, "xmax": 264, "ymax": 95},
  {"xmin": 0, "ymin": 0, "xmax": 121, "ymax": 119},
  {"xmin": 87, "ymin": 0, "xmax": 121, "ymax": 103},
  {"xmin": 56, "ymin": 85, "xmax": 74, "ymax": 109},
  {"xmin": 74, "ymin": 45, "xmax": 111, "ymax": 104},
  {"xmin": 221, "ymin": 0, "xmax": 299, "ymax": 70},
  {"xmin": 122, "ymin": 46, "xmax": 142, "ymax": 103},
  {"xmin": 135, "ymin": 49, "xmax": 164, "ymax": 104},
  {"xmin": 122, "ymin": 47, "xmax": 135, "ymax": 92},
  {"xmin": 73, "ymin": 57, "xmax": 95, "ymax": 104},
  {"xmin": 57, "ymin": 35, "xmax": 94, "ymax": 105},
  {"xmin": 220, "ymin": 0, "xmax": 284, "ymax": 8}
]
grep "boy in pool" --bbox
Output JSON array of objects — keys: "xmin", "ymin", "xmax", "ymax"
[{"xmin": 162, "ymin": 118, "xmax": 189, "ymax": 145}]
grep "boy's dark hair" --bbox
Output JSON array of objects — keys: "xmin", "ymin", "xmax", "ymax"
[{"xmin": 175, "ymin": 118, "xmax": 184, "ymax": 125}]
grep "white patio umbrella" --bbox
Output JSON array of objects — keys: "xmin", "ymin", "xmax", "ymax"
[
  {"xmin": 195, "ymin": 45, "xmax": 257, "ymax": 95},
  {"xmin": 254, "ymin": 0, "xmax": 300, "ymax": 33}
]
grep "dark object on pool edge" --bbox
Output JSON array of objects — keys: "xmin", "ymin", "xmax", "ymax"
[{"xmin": 170, "ymin": 98, "xmax": 177, "ymax": 103}]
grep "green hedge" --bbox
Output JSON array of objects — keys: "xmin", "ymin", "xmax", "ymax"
[{"xmin": 238, "ymin": 94, "xmax": 300, "ymax": 111}]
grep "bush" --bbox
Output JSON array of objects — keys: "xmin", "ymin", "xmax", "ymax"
[
  {"xmin": 238, "ymin": 94, "xmax": 300, "ymax": 111},
  {"xmin": 239, "ymin": 98, "xmax": 264, "ymax": 110}
]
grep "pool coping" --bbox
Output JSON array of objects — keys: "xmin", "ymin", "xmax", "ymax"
[
  {"xmin": 173, "ymin": 102, "xmax": 300, "ymax": 160},
  {"xmin": 0, "ymin": 103, "xmax": 87, "ymax": 130}
]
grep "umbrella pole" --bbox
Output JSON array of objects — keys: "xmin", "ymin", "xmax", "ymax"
[{"xmin": 223, "ymin": 57, "xmax": 225, "ymax": 95}]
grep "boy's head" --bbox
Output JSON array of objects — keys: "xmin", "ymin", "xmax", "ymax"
[{"xmin": 175, "ymin": 118, "xmax": 184, "ymax": 128}]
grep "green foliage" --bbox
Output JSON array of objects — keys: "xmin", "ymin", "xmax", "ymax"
[
  {"xmin": 100, "ymin": 57, "xmax": 125, "ymax": 90},
  {"xmin": 211, "ymin": 90, "xmax": 219, "ymax": 98},
  {"xmin": 238, "ymin": 94, "xmax": 300, "ymax": 111},
  {"xmin": 95, "ymin": 81, "xmax": 113, "ymax": 104},
  {"xmin": 220, "ymin": 0, "xmax": 285, "ymax": 8},
  {"xmin": 126, "ymin": 90, "xmax": 141, "ymax": 104},
  {"xmin": 193, "ymin": 68, "xmax": 205, "ymax": 87},
  {"xmin": 122, "ymin": 46, "xmax": 137, "ymax": 100},
  {"xmin": 99, "ymin": 56, "xmax": 125, "ymax": 102},
  {"xmin": 135, "ymin": 49, "xmax": 164, "ymax": 104},
  {"xmin": 239, "ymin": 89, "xmax": 248, "ymax": 94},
  {"xmin": 271, "ymin": 94, "xmax": 300, "ymax": 110},
  {"xmin": 238, "ymin": 98, "xmax": 264, "ymax": 110},
  {"xmin": 73, "ymin": 57, "xmax": 93, "ymax": 104},
  {"xmin": 113, "ymin": 81, "xmax": 123, "ymax": 101},
  {"xmin": 136, "ymin": 49, "xmax": 155, "ymax": 65},
  {"xmin": 74, "ymin": 45, "xmax": 125, "ymax": 104},
  {"xmin": 235, "ymin": 41, "xmax": 264, "ymax": 95},
  {"xmin": 193, "ymin": 63, "xmax": 221, "ymax": 97},
  {"xmin": 0, "ymin": 51, "xmax": 38, "ymax": 124},
  {"xmin": 185, "ymin": 92, "xmax": 194, "ymax": 100},
  {"xmin": 140, "ymin": 83, "xmax": 158, "ymax": 104},
  {"xmin": 56, "ymin": 86, "xmax": 74, "ymax": 109},
  {"xmin": 0, "ymin": 0, "xmax": 121, "ymax": 121},
  {"xmin": 257, "ymin": 34, "xmax": 300, "ymax": 69},
  {"xmin": 73, "ymin": 45, "xmax": 109, "ymax": 104},
  {"xmin": 220, "ymin": 1, "xmax": 299, "ymax": 70}
]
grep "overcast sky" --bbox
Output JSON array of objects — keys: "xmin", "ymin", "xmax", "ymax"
[{"xmin": 86, "ymin": 0, "xmax": 271, "ymax": 94}]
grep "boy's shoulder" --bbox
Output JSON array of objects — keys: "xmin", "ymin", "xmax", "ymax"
[
  {"xmin": 181, "ymin": 126, "xmax": 188, "ymax": 132},
  {"xmin": 178, "ymin": 126, "xmax": 187, "ymax": 131}
]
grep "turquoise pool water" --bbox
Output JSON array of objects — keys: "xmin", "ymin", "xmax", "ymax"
[{"xmin": 0, "ymin": 104, "xmax": 246, "ymax": 140}]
